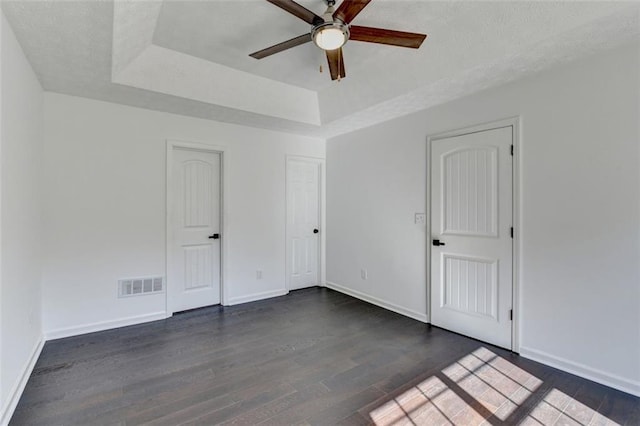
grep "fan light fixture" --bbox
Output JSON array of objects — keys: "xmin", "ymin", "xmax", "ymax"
[{"xmin": 312, "ymin": 22, "xmax": 349, "ymax": 50}]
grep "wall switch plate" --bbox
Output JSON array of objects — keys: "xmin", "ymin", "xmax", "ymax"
[
  {"xmin": 256, "ymin": 270, "xmax": 262, "ymax": 279},
  {"xmin": 360, "ymin": 269, "xmax": 368, "ymax": 280},
  {"xmin": 415, "ymin": 213, "xmax": 426, "ymax": 225}
]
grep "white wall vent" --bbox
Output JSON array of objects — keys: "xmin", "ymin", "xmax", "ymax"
[{"xmin": 118, "ymin": 276, "xmax": 164, "ymax": 298}]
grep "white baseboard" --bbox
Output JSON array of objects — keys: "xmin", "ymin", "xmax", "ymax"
[
  {"xmin": 1, "ymin": 335, "xmax": 44, "ymax": 426},
  {"xmin": 325, "ymin": 281, "xmax": 428, "ymax": 323},
  {"xmin": 226, "ymin": 289, "xmax": 288, "ymax": 306},
  {"xmin": 45, "ymin": 311, "xmax": 167, "ymax": 340},
  {"xmin": 519, "ymin": 346, "xmax": 640, "ymax": 397}
]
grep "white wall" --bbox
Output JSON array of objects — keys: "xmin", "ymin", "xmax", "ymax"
[
  {"xmin": 42, "ymin": 93, "xmax": 325, "ymax": 337},
  {"xmin": 326, "ymin": 42, "xmax": 640, "ymax": 395},
  {"xmin": 0, "ymin": 11, "xmax": 44, "ymax": 424}
]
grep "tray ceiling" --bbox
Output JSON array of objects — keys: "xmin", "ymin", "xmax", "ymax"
[{"xmin": 2, "ymin": 0, "xmax": 639, "ymax": 138}]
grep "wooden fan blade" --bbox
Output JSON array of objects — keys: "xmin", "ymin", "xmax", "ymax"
[
  {"xmin": 250, "ymin": 33, "xmax": 311, "ymax": 59},
  {"xmin": 326, "ymin": 48, "xmax": 346, "ymax": 81},
  {"xmin": 349, "ymin": 25, "xmax": 427, "ymax": 49},
  {"xmin": 333, "ymin": 0, "xmax": 372, "ymax": 24},
  {"xmin": 267, "ymin": 0, "xmax": 324, "ymax": 25}
]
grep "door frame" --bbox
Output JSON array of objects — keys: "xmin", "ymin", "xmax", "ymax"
[
  {"xmin": 426, "ymin": 117, "xmax": 521, "ymax": 352},
  {"xmin": 285, "ymin": 155, "xmax": 326, "ymax": 292},
  {"xmin": 166, "ymin": 139, "xmax": 228, "ymax": 316}
]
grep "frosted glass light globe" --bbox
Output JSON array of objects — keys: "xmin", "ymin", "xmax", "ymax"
[{"xmin": 314, "ymin": 27, "xmax": 346, "ymax": 50}]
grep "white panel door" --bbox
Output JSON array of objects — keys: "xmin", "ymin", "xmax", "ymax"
[
  {"xmin": 430, "ymin": 126, "xmax": 513, "ymax": 349},
  {"xmin": 287, "ymin": 159, "xmax": 320, "ymax": 290},
  {"xmin": 170, "ymin": 148, "xmax": 221, "ymax": 312}
]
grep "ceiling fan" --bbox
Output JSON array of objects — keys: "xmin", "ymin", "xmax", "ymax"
[{"xmin": 249, "ymin": 0, "xmax": 427, "ymax": 81}]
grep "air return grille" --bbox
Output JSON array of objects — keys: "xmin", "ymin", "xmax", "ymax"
[{"xmin": 118, "ymin": 276, "xmax": 164, "ymax": 298}]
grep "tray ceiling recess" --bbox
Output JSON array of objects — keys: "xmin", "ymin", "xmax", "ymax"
[{"xmin": 2, "ymin": 1, "xmax": 638, "ymax": 137}]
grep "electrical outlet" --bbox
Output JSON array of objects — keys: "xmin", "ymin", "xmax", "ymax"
[
  {"xmin": 256, "ymin": 270, "xmax": 262, "ymax": 280},
  {"xmin": 361, "ymin": 269, "xmax": 368, "ymax": 280},
  {"xmin": 415, "ymin": 213, "xmax": 426, "ymax": 225}
]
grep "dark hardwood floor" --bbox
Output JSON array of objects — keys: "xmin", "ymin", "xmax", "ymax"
[{"xmin": 10, "ymin": 287, "xmax": 639, "ymax": 425}]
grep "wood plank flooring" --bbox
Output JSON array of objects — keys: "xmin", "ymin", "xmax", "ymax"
[{"xmin": 10, "ymin": 287, "xmax": 640, "ymax": 425}]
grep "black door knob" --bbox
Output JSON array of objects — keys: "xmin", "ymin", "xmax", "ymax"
[
  {"xmin": 313, "ymin": 229, "xmax": 319, "ymax": 234},
  {"xmin": 209, "ymin": 234, "xmax": 220, "ymax": 239},
  {"xmin": 432, "ymin": 239, "xmax": 445, "ymax": 246}
]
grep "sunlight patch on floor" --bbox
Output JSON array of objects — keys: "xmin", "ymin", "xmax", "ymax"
[
  {"xmin": 521, "ymin": 388, "xmax": 621, "ymax": 426},
  {"xmin": 369, "ymin": 347, "xmax": 621, "ymax": 425},
  {"xmin": 369, "ymin": 347, "xmax": 541, "ymax": 425},
  {"xmin": 443, "ymin": 346, "xmax": 543, "ymax": 421},
  {"xmin": 369, "ymin": 376, "xmax": 486, "ymax": 425}
]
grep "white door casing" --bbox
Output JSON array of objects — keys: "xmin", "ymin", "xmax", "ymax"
[
  {"xmin": 430, "ymin": 125, "xmax": 513, "ymax": 349},
  {"xmin": 168, "ymin": 147, "xmax": 221, "ymax": 312},
  {"xmin": 287, "ymin": 158, "xmax": 321, "ymax": 291}
]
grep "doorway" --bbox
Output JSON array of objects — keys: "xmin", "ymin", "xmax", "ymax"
[
  {"xmin": 428, "ymin": 121, "xmax": 518, "ymax": 350},
  {"xmin": 167, "ymin": 143, "xmax": 224, "ymax": 313},
  {"xmin": 286, "ymin": 157, "xmax": 323, "ymax": 291}
]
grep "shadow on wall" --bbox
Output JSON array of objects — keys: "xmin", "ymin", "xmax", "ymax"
[{"xmin": 369, "ymin": 347, "xmax": 624, "ymax": 425}]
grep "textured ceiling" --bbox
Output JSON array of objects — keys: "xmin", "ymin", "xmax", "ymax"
[{"xmin": 2, "ymin": 0, "xmax": 639, "ymax": 138}]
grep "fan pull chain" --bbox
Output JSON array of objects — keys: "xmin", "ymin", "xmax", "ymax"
[
  {"xmin": 319, "ymin": 65, "xmax": 323, "ymax": 73},
  {"xmin": 337, "ymin": 48, "xmax": 342, "ymax": 82}
]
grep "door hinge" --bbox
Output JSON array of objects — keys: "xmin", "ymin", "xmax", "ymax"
[
  {"xmin": 510, "ymin": 309, "xmax": 513, "ymax": 321},
  {"xmin": 510, "ymin": 227, "xmax": 513, "ymax": 238},
  {"xmin": 510, "ymin": 145, "xmax": 514, "ymax": 156}
]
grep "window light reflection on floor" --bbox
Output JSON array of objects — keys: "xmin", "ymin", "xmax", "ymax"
[
  {"xmin": 369, "ymin": 347, "xmax": 619, "ymax": 425},
  {"xmin": 522, "ymin": 388, "xmax": 620, "ymax": 426},
  {"xmin": 444, "ymin": 347, "xmax": 543, "ymax": 421}
]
